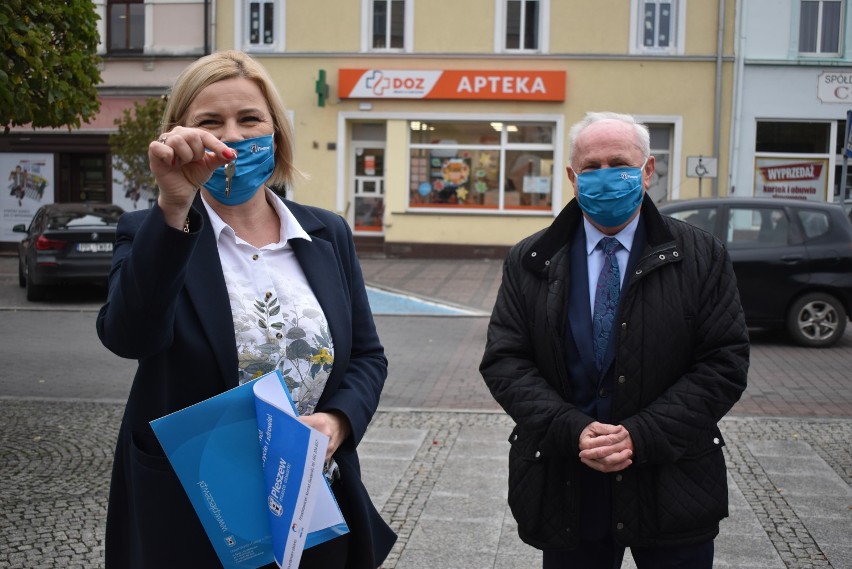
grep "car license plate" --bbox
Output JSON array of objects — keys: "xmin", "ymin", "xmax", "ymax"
[{"xmin": 77, "ymin": 242, "xmax": 113, "ymax": 253}]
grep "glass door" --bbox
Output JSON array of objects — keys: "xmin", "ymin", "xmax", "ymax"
[{"xmin": 353, "ymin": 145, "xmax": 385, "ymax": 234}]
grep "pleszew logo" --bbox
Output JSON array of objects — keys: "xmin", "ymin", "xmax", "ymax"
[
  {"xmin": 621, "ymin": 172, "xmax": 639, "ymax": 180},
  {"xmin": 250, "ymin": 143, "xmax": 271, "ymax": 153}
]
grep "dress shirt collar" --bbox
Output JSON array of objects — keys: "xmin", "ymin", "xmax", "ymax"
[
  {"xmin": 200, "ymin": 187, "xmax": 312, "ymax": 247},
  {"xmin": 583, "ymin": 211, "xmax": 640, "ymax": 256}
]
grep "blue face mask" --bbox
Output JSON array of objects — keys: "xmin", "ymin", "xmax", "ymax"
[
  {"xmin": 203, "ymin": 134, "xmax": 275, "ymax": 205},
  {"xmin": 576, "ymin": 163, "xmax": 645, "ymax": 228}
]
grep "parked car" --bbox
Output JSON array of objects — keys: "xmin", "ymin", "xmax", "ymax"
[
  {"xmin": 659, "ymin": 198, "xmax": 852, "ymax": 347},
  {"xmin": 13, "ymin": 203, "xmax": 124, "ymax": 301}
]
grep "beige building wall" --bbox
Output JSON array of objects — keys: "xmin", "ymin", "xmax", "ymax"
[{"xmin": 211, "ymin": 0, "xmax": 737, "ymax": 253}]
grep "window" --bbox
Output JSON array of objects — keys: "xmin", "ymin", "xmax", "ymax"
[
  {"xmin": 409, "ymin": 120, "xmax": 556, "ymax": 212},
  {"xmin": 371, "ymin": 0, "xmax": 407, "ymax": 50},
  {"xmin": 242, "ymin": 0, "xmax": 285, "ymax": 51},
  {"xmin": 248, "ymin": 0, "xmax": 276, "ymax": 47},
  {"xmin": 506, "ymin": 0, "xmax": 540, "ymax": 50},
  {"xmin": 647, "ymin": 125, "xmax": 672, "ymax": 202},
  {"xmin": 497, "ymin": 0, "xmax": 548, "ymax": 52},
  {"xmin": 799, "ymin": 0, "xmax": 843, "ymax": 55},
  {"xmin": 728, "ymin": 207, "xmax": 792, "ymax": 248},
  {"xmin": 754, "ymin": 121, "xmax": 834, "ymax": 202},
  {"xmin": 630, "ymin": 0, "xmax": 683, "ymax": 55},
  {"xmin": 108, "ymin": 0, "xmax": 144, "ymax": 53}
]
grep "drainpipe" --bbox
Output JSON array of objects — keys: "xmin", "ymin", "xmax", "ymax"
[{"xmin": 712, "ymin": 0, "xmax": 725, "ymax": 198}]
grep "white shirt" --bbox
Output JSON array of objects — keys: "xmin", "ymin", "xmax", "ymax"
[
  {"xmin": 583, "ymin": 214, "xmax": 640, "ymax": 318},
  {"xmin": 201, "ymin": 189, "xmax": 334, "ymax": 415}
]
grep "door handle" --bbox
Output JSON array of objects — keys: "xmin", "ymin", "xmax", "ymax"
[{"xmin": 780, "ymin": 255, "xmax": 804, "ymax": 263}]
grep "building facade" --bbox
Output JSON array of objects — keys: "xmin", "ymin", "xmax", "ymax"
[
  {"xmin": 3, "ymin": 0, "xmax": 737, "ymax": 257},
  {"xmin": 732, "ymin": 0, "xmax": 852, "ymax": 205}
]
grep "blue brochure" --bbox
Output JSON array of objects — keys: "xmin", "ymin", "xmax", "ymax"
[{"xmin": 150, "ymin": 370, "xmax": 349, "ymax": 569}]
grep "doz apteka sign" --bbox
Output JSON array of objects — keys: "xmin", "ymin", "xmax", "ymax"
[{"xmin": 338, "ymin": 69, "xmax": 566, "ymax": 101}]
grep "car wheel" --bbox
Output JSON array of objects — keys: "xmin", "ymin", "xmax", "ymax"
[
  {"xmin": 25, "ymin": 262, "xmax": 45, "ymax": 301},
  {"xmin": 786, "ymin": 293, "xmax": 848, "ymax": 348}
]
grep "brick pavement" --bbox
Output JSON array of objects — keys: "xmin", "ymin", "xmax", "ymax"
[{"xmin": 362, "ymin": 258, "xmax": 852, "ymax": 419}]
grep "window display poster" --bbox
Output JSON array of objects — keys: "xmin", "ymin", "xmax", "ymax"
[
  {"xmin": 1, "ymin": 153, "xmax": 54, "ymax": 243},
  {"xmin": 754, "ymin": 157, "xmax": 829, "ymax": 202},
  {"xmin": 112, "ymin": 158, "xmax": 157, "ymax": 212}
]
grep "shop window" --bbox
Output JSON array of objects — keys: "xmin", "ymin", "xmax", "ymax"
[
  {"xmin": 754, "ymin": 121, "xmax": 833, "ymax": 202},
  {"xmin": 370, "ymin": 0, "xmax": 408, "ymax": 51},
  {"xmin": 409, "ymin": 120, "xmax": 555, "ymax": 212},
  {"xmin": 243, "ymin": 0, "xmax": 284, "ymax": 51},
  {"xmin": 630, "ymin": 0, "xmax": 684, "ymax": 55},
  {"xmin": 108, "ymin": 0, "xmax": 144, "ymax": 53},
  {"xmin": 756, "ymin": 121, "xmax": 831, "ymax": 154},
  {"xmin": 799, "ymin": 0, "xmax": 843, "ymax": 55}
]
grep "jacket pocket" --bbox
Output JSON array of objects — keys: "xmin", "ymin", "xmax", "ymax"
[
  {"xmin": 507, "ymin": 426, "xmax": 572, "ymax": 540},
  {"xmin": 651, "ymin": 432, "xmax": 729, "ymax": 536},
  {"xmin": 124, "ymin": 429, "xmax": 219, "ymax": 566}
]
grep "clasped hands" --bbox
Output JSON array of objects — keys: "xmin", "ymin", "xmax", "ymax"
[{"xmin": 578, "ymin": 421, "xmax": 634, "ymax": 473}]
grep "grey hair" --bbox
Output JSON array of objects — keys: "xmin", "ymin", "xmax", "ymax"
[{"xmin": 568, "ymin": 111, "xmax": 650, "ymax": 169}]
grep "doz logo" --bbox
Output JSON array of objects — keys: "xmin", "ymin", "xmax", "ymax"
[{"xmin": 364, "ymin": 70, "xmax": 427, "ymax": 96}]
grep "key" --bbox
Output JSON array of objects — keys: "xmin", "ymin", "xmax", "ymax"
[{"xmin": 223, "ymin": 160, "xmax": 236, "ymax": 198}]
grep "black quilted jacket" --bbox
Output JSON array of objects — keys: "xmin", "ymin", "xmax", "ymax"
[{"xmin": 480, "ymin": 196, "xmax": 749, "ymax": 550}]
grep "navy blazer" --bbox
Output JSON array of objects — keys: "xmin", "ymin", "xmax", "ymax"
[
  {"xmin": 97, "ymin": 194, "xmax": 396, "ymax": 568},
  {"xmin": 563, "ymin": 218, "xmax": 648, "ymax": 541}
]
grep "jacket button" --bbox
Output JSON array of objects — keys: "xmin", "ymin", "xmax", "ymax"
[
  {"xmin": 615, "ymin": 474, "xmax": 622, "ymax": 482},
  {"xmin": 534, "ymin": 450, "xmax": 541, "ymax": 458},
  {"xmin": 531, "ymin": 251, "xmax": 537, "ymax": 257},
  {"xmin": 618, "ymin": 375, "xmax": 626, "ymax": 384},
  {"xmin": 616, "ymin": 522, "xmax": 624, "ymax": 530},
  {"xmin": 598, "ymin": 387, "xmax": 609, "ymax": 398},
  {"xmin": 713, "ymin": 437, "xmax": 720, "ymax": 445},
  {"xmin": 252, "ymin": 254, "xmax": 259, "ymax": 260},
  {"xmin": 565, "ymin": 527, "xmax": 571, "ymax": 534},
  {"xmin": 621, "ymin": 322, "xmax": 627, "ymax": 330},
  {"xmin": 512, "ymin": 434, "xmax": 518, "ymax": 442}
]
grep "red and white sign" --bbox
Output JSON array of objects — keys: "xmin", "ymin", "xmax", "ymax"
[
  {"xmin": 754, "ymin": 157, "xmax": 828, "ymax": 202},
  {"xmin": 338, "ymin": 69, "xmax": 566, "ymax": 101}
]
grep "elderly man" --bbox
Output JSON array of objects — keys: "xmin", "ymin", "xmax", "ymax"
[{"xmin": 480, "ymin": 111, "xmax": 749, "ymax": 568}]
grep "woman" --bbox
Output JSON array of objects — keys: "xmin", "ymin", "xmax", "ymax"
[{"xmin": 97, "ymin": 51, "xmax": 396, "ymax": 569}]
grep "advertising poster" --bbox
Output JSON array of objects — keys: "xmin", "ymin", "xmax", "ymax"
[
  {"xmin": 112, "ymin": 159, "xmax": 157, "ymax": 212},
  {"xmin": 1, "ymin": 153, "xmax": 54, "ymax": 242},
  {"xmin": 754, "ymin": 157, "xmax": 829, "ymax": 202}
]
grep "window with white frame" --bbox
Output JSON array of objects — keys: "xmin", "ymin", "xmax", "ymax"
[
  {"xmin": 108, "ymin": 0, "xmax": 144, "ymax": 53},
  {"xmin": 409, "ymin": 120, "xmax": 557, "ymax": 212},
  {"xmin": 370, "ymin": 0, "xmax": 407, "ymax": 50},
  {"xmin": 496, "ymin": 0, "xmax": 549, "ymax": 53},
  {"xmin": 630, "ymin": 0, "xmax": 684, "ymax": 55},
  {"xmin": 799, "ymin": 0, "xmax": 843, "ymax": 55},
  {"xmin": 243, "ymin": 0, "xmax": 283, "ymax": 51},
  {"xmin": 647, "ymin": 124, "xmax": 673, "ymax": 203}
]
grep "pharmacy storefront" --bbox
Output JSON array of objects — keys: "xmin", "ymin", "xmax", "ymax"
[{"xmin": 333, "ymin": 68, "xmax": 567, "ymax": 257}]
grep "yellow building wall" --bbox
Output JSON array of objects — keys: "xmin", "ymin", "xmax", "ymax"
[
  {"xmin": 209, "ymin": 0, "xmax": 736, "ymax": 250},
  {"xmin": 413, "ymin": 1, "xmax": 495, "ymax": 53}
]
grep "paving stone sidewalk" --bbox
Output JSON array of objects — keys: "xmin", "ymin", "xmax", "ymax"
[{"xmin": 2, "ymin": 400, "xmax": 850, "ymax": 569}]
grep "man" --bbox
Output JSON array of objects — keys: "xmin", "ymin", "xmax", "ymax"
[{"xmin": 480, "ymin": 111, "xmax": 749, "ymax": 568}]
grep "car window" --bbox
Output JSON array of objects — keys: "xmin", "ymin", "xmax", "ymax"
[
  {"xmin": 797, "ymin": 209, "xmax": 830, "ymax": 239},
  {"xmin": 727, "ymin": 207, "xmax": 789, "ymax": 247},
  {"xmin": 48, "ymin": 212, "xmax": 120, "ymax": 229},
  {"xmin": 665, "ymin": 207, "xmax": 717, "ymax": 233}
]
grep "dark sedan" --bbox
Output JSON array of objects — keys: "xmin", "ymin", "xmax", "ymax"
[
  {"xmin": 659, "ymin": 198, "xmax": 852, "ymax": 348},
  {"xmin": 13, "ymin": 203, "xmax": 124, "ymax": 301}
]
